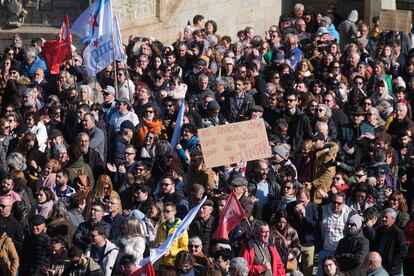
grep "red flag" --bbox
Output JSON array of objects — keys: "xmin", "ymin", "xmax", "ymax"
[
  {"xmin": 212, "ymin": 192, "xmax": 246, "ymax": 240},
  {"xmin": 43, "ymin": 15, "xmax": 72, "ymax": 75},
  {"xmin": 131, "ymin": 261, "xmax": 156, "ymax": 276}
]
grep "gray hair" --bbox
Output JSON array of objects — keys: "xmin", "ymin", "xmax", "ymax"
[
  {"xmin": 53, "ymin": 144, "xmax": 67, "ymax": 157},
  {"xmin": 189, "ymin": 236, "xmax": 202, "ymax": 245},
  {"xmin": 198, "ymin": 73, "xmax": 209, "ymax": 82},
  {"xmin": 25, "ymin": 47, "xmax": 36, "ymax": 58},
  {"xmin": 294, "ymin": 3, "xmax": 304, "ymax": 10},
  {"xmin": 315, "ymin": 121, "xmax": 329, "ymax": 133},
  {"xmin": 6, "ymin": 152, "xmax": 27, "ymax": 171},
  {"xmin": 317, "ymin": 103, "xmax": 332, "ymax": 118},
  {"xmin": 253, "ymin": 220, "xmax": 268, "ymax": 233},
  {"xmin": 395, "ymin": 102, "xmax": 408, "ymax": 113},
  {"xmin": 265, "ymin": 83, "xmax": 276, "ymax": 94},
  {"xmin": 23, "ymin": 87, "xmax": 38, "ymax": 97},
  {"xmin": 383, "ymin": 208, "xmax": 397, "ymax": 219},
  {"xmin": 230, "ymin": 257, "xmax": 248, "ymax": 276},
  {"xmin": 79, "ymin": 85, "xmax": 92, "ymax": 98},
  {"xmin": 76, "ymin": 132, "xmax": 90, "ymax": 143}
]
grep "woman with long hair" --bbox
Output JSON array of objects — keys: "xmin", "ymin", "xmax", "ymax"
[
  {"xmin": 270, "ymin": 209, "xmax": 301, "ymax": 273},
  {"xmin": 116, "ymin": 217, "xmax": 146, "ymax": 265},
  {"xmin": 141, "ymin": 200, "xmax": 164, "ymax": 244},
  {"xmin": 322, "ymin": 256, "xmax": 343, "ymax": 276},
  {"xmin": 311, "ymin": 103, "xmax": 337, "ymax": 139},
  {"xmin": 138, "ymin": 131, "xmax": 159, "ymax": 162},
  {"xmin": 367, "ymin": 60, "xmax": 393, "ymax": 93},
  {"xmin": 35, "ymin": 186, "xmax": 56, "ymax": 219},
  {"xmin": 388, "ymin": 191, "xmax": 410, "ymax": 228},
  {"xmin": 134, "ymin": 103, "xmax": 164, "ymax": 147},
  {"xmin": 85, "ymin": 174, "xmax": 118, "ymax": 218}
]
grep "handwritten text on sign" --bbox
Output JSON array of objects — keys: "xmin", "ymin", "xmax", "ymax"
[{"xmin": 198, "ymin": 119, "xmax": 271, "ymax": 168}]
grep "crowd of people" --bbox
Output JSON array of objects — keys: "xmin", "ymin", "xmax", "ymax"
[{"xmin": 0, "ymin": 2, "xmax": 414, "ymax": 276}]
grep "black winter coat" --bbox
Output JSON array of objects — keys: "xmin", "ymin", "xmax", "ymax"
[
  {"xmin": 21, "ymin": 232, "xmax": 51, "ymax": 273},
  {"xmin": 373, "ymin": 224, "xmax": 408, "ymax": 275},
  {"xmin": 335, "ymin": 230, "xmax": 369, "ymax": 276}
]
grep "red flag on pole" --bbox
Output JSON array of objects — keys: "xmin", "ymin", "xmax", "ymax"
[
  {"xmin": 131, "ymin": 261, "xmax": 157, "ymax": 276},
  {"xmin": 43, "ymin": 15, "xmax": 72, "ymax": 75},
  {"xmin": 212, "ymin": 192, "xmax": 246, "ymax": 240}
]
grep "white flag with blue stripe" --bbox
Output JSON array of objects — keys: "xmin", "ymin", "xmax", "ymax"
[
  {"xmin": 170, "ymin": 99, "xmax": 185, "ymax": 148},
  {"xmin": 71, "ymin": 0, "xmax": 113, "ymax": 45},
  {"xmin": 82, "ymin": 16, "xmax": 124, "ymax": 75},
  {"xmin": 139, "ymin": 196, "xmax": 207, "ymax": 266}
]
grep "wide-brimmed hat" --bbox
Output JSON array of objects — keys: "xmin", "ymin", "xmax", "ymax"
[{"xmin": 348, "ymin": 105, "xmax": 366, "ymax": 115}]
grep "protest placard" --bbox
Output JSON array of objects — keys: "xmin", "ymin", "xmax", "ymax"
[
  {"xmin": 380, "ymin": 9, "xmax": 412, "ymax": 33},
  {"xmin": 198, "ymin": 119, "xmax": 271, "ymax": 168}
]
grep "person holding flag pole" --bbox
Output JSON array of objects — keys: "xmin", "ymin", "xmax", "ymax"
[
  {"xmin": 212, "ymin": 178, "xmax": 286, "ymax": 276},
  {"xmin": 137, "ymin": 196, "xmax": 207, "ymax": 273}
]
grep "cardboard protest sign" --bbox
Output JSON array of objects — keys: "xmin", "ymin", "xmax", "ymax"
[
  {"xmin": 380, "ymin": 9, "xmax": 412, "ymax": 33},
  {"xmin": 198, "ymin": 119, "xmax": 271, "ymax": 168}
]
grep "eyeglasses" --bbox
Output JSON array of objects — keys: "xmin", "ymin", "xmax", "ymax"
[
  {"xmin": 333, "ymin": 201, "xmax": 343, "ymax": 205},
  {"xmin": 165, "ymin": 104, "xmax": 173, "ymax": 107},
  {"xmin": 356, "ymin": 82, "xmax": 364, "ymax": 85},
  {"xmin": 145, "ymin": 110, "xmax": 154, "ymax": 114}
]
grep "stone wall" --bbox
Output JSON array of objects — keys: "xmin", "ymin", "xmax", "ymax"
[{"xmin": 115, "ymin": 0, "xmax": 282, "ymax": 44}]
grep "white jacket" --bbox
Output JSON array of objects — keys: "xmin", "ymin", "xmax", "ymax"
[
  {"xmin": 116, "ymin": 235, "xmax": 146, "ymax": 265},
  {"xmin": 86, "ymin": 239, "xmax": 119, "ymax": 276}
]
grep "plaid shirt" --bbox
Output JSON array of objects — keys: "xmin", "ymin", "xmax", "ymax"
[
  {"xmin": 53, "ymin": 186, "xmax": 76, "ymax": 206},
  {"xmin": 321, "ymin": 204, "xmax": 352, "ymax": 251}
]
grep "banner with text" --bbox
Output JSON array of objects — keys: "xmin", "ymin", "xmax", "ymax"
[
  {"xmin": 380, "ymin": 9, "xmax": 412, "ymax": 33},
  {"xmin": 198, "ymin": 119, "xmax": 271, "ymax": 168}
]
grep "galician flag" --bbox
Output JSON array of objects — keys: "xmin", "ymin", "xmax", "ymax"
[
  {"xmin": 82, "ymin": 16, "xmax": 125, "ymax": 75},
  {"xmin": 139, "ymin": 196, "xmax": 207, "ymax": 266},
  {"xmin": 71, "ymin": 0, "xmax": 113, "ymax": 45}
]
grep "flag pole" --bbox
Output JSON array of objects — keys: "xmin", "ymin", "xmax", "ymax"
[
  {"xmin": 64, "ymin": 14, "xmax": 77, "ymax": 90},
  {"xmin": 109, "ymin": 1, "xmax": 118, "ymax": 99},
  {"xmin": 235, "ymin": 191, "xmax": 268, "ymax": 262}
]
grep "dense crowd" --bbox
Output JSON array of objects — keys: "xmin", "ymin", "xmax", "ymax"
[{"xmin": 0, "ymin": 2, "xmax": 414, "ymax": 276}]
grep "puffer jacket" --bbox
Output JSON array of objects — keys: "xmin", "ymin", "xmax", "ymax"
[
  {"xmin": 154, "ymin": 218, "xmax": 189, "ymax": 267},
  {"xmin": 310, "ymin": 142, "xmax": 339, "ymax": 204},
  {"xmin": 335, "ymin": 230, "xmax": 369, "ymax": 276},
  {"xmin": 0, "ymin": 233, "xmax": 19, "ymax": 276}
]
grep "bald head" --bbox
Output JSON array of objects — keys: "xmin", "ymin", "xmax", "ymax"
[
  {"xmin": 367, "ymin": 251, "xmax": 382, "ymax": 272},
  {"xmin": 0, "ymin": 197, "xmax": 13, "ymax": 217}
]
